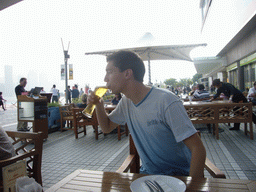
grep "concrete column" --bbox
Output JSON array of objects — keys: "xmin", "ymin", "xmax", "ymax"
[
  {"xmin": 237, "ymin": 61, "xmax": 244, "ymax": 91},
  {"xmin": 249, "ymin": 64, "xmax": 252, "ymax": 88}
]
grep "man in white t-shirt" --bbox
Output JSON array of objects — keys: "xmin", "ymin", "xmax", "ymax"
[
  {"xmin": 50, "ymin": 84, "xmax": 59, "ymax": 103},
  {"xmin": 248, "ymin": 82, "xmax": 256, "ymax": 104},
  {"xmin": 88, "ymin": 51, "xmax": 206, "ymax": 177}
]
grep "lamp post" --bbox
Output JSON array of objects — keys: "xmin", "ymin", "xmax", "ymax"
[{"xmin": 62, "ymin": 39, "xmax": 70, "ymax": 104}]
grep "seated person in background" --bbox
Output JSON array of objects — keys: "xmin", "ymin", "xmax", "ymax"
[
  {"xmin": 111, "ymin": 93, "xmax": 122, "ymax": 105},
  {"xmin": 193, "ymin": 84, "xmax": 210, "ymax": 99},
  {"xmin": 189, "ymin": 85, "xmax": 197, "ymax": 96},
  {"xmin": 247, "ymin": 82, "xmax": 256, "ymax": 104},
  {"xmin": 76, "ymin": 94, "xmax": 87, "ymax": 108},
  {"xmin": 0, "ymin": 126, "xmax": 16, "ymax": 179},
  {"xmin": 209, "ymin": 79, "xmax": 255, "ymax": 130}
]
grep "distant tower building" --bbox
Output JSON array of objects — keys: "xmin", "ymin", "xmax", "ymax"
[{"xmin": 4, "ymin": 65, "xmax": 14, "ymax": 96}]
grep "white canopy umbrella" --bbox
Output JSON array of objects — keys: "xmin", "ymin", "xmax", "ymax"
[{"xmin": 85, "ymin": 43, "xmax": 207, "ymax": 84}]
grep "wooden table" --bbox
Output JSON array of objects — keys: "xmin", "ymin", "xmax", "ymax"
[
  {"xmin": 183, "ymin": 100, "xmax": 253, "ymax": 140},
  {"xmin": 46, "ymin": 169, "xmax": 256, "ymax": 192}
]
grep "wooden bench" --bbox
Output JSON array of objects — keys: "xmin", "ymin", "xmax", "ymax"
[{"xmin": 184, "ymin": 101, "xmax": 253, "ymax": 140}]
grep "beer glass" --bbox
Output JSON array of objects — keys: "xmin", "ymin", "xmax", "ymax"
[{"xmin": 82, "ymin": 86, "xmax": 108, "ymax": 118}]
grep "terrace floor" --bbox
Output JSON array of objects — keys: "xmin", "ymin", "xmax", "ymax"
[{"xmin": 1, "ymin": 104, "xmax": 256, "ymax": 191}]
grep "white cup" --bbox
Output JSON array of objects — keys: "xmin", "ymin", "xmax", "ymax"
[{"xmin": 188, "ymin": 96, "xmax": 193, "ymax": 102}]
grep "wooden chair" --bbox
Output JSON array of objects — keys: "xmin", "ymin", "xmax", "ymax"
[
  {"xmin": 0, "ymin": 131, "xmax": 44, "ymax": 191},
  {"xmin": 59, "ymin": 104, "xmax": 75, "ymax": 132},
  {"xmin": 116, "ymin": 134, "xmax": 226, "ymax": 178},
  {"xmin": 116, "ymin": 124, "xmax": 129, "ymax": 141},
  {"xmin": 105, "ymin": 107, "xmax": 129, "ymax": 140},
  {"xmin": 72, "ymin": 108, "xmax": 102, "ymax": 140}
]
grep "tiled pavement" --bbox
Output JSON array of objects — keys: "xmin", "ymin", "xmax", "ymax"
[{"xmin": 1, "ymin": 105, "xmax": 256, "ymax": 191}]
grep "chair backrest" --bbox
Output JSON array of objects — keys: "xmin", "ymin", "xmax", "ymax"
[
  {"xmin": 59, "ymin": 105, "xmax": 72, "ymax": 118},
  {"xmin": 0, "ymin": 131, "xmax": 44, "ymax": 186},
  {"xmin": 117, "ymin": 134, "xmax": 226, "ymax": 178},
  {"xmin": 72, "ymin": 108, "xmax": 98, "ymax": 125}
]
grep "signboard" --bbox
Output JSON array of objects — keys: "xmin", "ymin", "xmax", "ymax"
[
  {"xmin": 2, "ymin": 160, "xmax": 27, "ymax": 192},
  {"xmin": 69, "ymin": 64, "xmax": 73, "ymax": 80},
  {"xmin": 61, "ymin": 64, "xmax": 65, "ymax": 80}
]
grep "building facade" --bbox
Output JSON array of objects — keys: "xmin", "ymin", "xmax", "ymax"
[{"xmin": 195, "ymin": 0, "xmax": 256, "ymax": 91}]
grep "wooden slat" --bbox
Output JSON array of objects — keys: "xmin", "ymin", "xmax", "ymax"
[
  {"xmin": 46, "ymin": 170, "xmax": 256, "ymax": 192},
  {"xmin": 184, "ymin": 101, "xmax": 253, "ymax": 140}
]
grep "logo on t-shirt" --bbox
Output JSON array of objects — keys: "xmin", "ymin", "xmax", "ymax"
[{"xmin": 147, "ymin": 119, "xmax": 164, "ymax": 126}]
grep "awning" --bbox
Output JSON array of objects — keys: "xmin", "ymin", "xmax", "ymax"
[
  {"xmin": 85, "ymin": 43, "xmax": 207, "ymax": 84},
  {"xmin": 0, "ymin": 0, "xmax": 22, "ymax": 11}
]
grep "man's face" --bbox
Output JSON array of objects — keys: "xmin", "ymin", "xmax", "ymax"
[
  {"xmin": 21, "ymin": 79, "xmax": 27, "ymax": 87},
  {"xmin": 104, "ymin": 61, "xmax": 126, "ymax": 94}
]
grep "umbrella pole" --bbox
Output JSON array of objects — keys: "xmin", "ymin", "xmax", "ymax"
[{"xmin": 148, "ymin": 53, "xmax": 151, "ymax": 85}]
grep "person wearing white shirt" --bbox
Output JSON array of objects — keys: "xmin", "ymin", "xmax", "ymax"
[
  {"xmin": 50, "ymin": 84, "xmax": 59, "ymax": 103},
  {"xmin": 248, "ymin": 82, "xmax": 256, "ymax": 104}
]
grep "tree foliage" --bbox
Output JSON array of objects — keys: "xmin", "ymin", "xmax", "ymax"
[
  {"xmin": 192, "ymin": 74, "xmax": 202, "ymax": 84},
  {"xmin": 164, "ymin": 78, "xmax": 177, "ymax": 87},
  {"xmin": 164, "ymin": 77, "xmax": 193, "ymax": 88}
]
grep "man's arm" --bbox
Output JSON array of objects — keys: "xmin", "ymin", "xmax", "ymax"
[
  {"xmin": 88, "ymin": 92, "xmax": 119, "ymax": 133},
  {"xmin": 209, "ymin": 87, "xmax": 221, "ymax": 101},
  {"xmin": 183, "ymin": 133, "xmax": 206, "ymax": 178}
]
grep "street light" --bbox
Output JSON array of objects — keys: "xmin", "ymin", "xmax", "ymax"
[{"xmin": 61, "ymin": 39, "xmax": 70, "ymax": 104}]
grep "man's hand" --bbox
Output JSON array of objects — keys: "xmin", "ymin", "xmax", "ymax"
[{"xmin": 87, "ymin": 91, "xmax": 101, "ymax": 105}]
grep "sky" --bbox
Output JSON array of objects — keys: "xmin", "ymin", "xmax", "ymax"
[{"xmin": 0, "ymin": 0, "xmax": 206, "ymax": 92}]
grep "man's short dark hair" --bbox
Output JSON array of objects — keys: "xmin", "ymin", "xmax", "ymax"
[
  {"xmin": 20, "ymin": 78, "xmax": 27, "ymax": 83},
  {"xmin": 212, "ymin": 79, "xmax": 221, "ymax": 86},
  {"xmin": 253, "ymin": 82, "xmax": 256, "ymax": 86},
  {"xmin": 198, "ymin": 84, "xmax": 205, "ymax": 91},
  {"xmin": 53, "ymin": 84, "xmax": 56, "ymax": 88},
  {"xmin": 106, "ymin": 50, "xmax": 145, "ymax": 82}
]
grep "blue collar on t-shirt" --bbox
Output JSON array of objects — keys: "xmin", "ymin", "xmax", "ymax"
[{"xmin": 134, "ymin": 87, "xmax": 154, "ymax": 107}]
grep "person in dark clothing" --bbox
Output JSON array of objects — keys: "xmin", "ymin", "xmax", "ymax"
[
  {"xmin": 210, "ymin": 79, "xmax": 256, "ymax": 130},
  {"xmin": 0, "ymin": 92, "xmax": 7, "ymax": 111},
  {"xmin": 65, "ymin": 86, "xmax": 72, "ymax": 103},
  {"xmin": 15, "ymin": 78, "xmax": 27, "ymax": 97},
  {"xmin": 111, "ymin": 93, "xmax": 122, "ymax": 105},
  {"xmin": 72, "ymin": 84, "xmax": 79, "ymax": 101},
  {"xmin": 15, "ymin": 78, "xmax": 30, "ymax": 131},
  {"xmin": 76, "ymin": 94, "xmax": 87, "ymax": 108}
]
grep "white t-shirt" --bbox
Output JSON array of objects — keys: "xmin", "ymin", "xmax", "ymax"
[
  {"xmin": 109, "ymin": 87, "xmax": 197, "ymax": 175},
  {"xmin": 50, "ymin": 88, "xmax": 59, "ymax": 96},
  {"xmin": 248, "ymin": 87, "xmax": 256, "ymax": 99},
  {"xmin": 0, "ymin": 127, "xmax": 15, "ymax": 160}
]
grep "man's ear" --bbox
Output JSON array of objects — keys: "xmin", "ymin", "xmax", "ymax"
[{"xmin": 124, "ymin": 69, "xmax": 133, "ymax": 79}]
